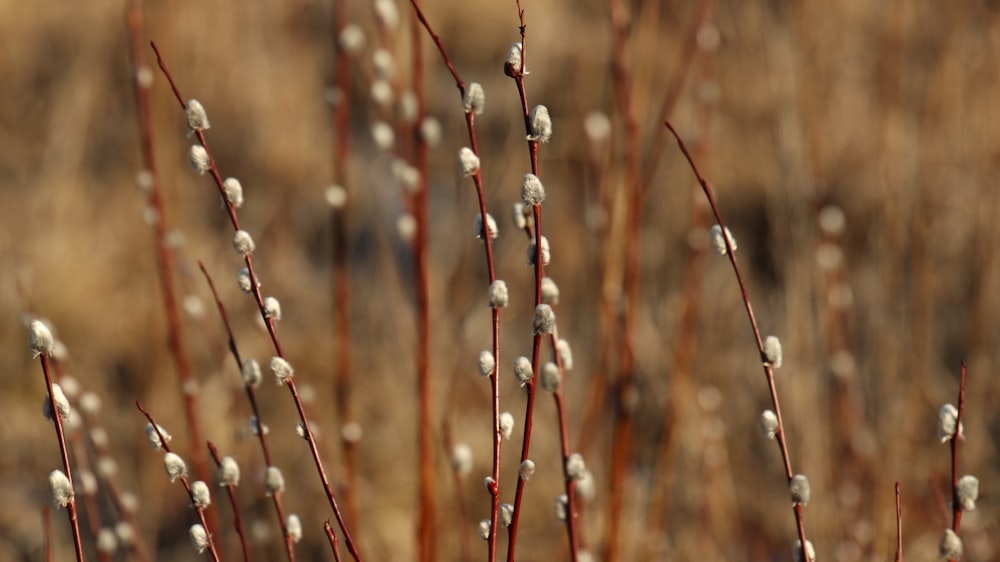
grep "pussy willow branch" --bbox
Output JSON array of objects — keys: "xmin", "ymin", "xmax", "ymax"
[
  {"xmin": 135, "ymin": 402, "xmax": 221, "ymax": 562},
  {"xmin": 38, "ymin": 354, "xmax": 85, "ymax": 562},
  {"xmin": 895, "ymin": 482, "xmax": 902, "ymax": 562},
  {"xmin": 207, "ymin": 441, "xmax": 250, "ymax": 562},
  {"xmin": 548, "ymin": 329, "xmax": 581, "ymax": 558},
  {"xmin": 408, "ymin": 2, "xmax": 504, "ymax": 559},
  {"xmin": 125, "ymin": 2, "xmax": 216, "ymax": 542},
  {"xmin": 149, "ymin": 41, "xmax": 362, "ymax": 562},
  {"xmin": 198, "ymin": 262, "xmax": 295, "ymax": 561},
  {"xmin": 329, "ymin": 0, "xmax": 359, "ymax": 529},
  {"xmin": 947, "ymin": 361, "xmax": 967, "ymax": 562},
  {"xmin": 664, "ymin": 121, "xmax": 809, "ymax": 553}
]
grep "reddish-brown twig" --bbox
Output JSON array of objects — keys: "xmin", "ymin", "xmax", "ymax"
[
  {"xmin": 37, "ymin": 353, "xmax": 86, "ymax": 562},
  {"xmin": 407, "ymin": 3, "xmax": 436, "ymax": 560},
  {"xmin": 895, "ymin": 482, "xmax": 902, "ymax": 562},
  {"xmin": 325, "ymin": 521, "xmax": 344, "ymax": 562},
  {"xmin": 329, "ymin": 0, "xmax": 360, "ymax": 529},
  {"xmin": 149, "ymin": 42, "xmax": 362, "ymax": 561},
  {"xmin": 197, "ymin": 261, "xmax": 295, "ymax": 561},
  {"xmin": 664, "ymin": 121, "xmax": 810, "ymax": 554},
  {"xmin": 125, "ymin": 1, "xmax": 218, "ymax": 546},
  {"xmin": 135, "ymin": 401, "xmax": 221, "ymax": 562},
  {"xmin": 207, "ymin": 442, "xmax": 250, "ymax": 562},
  {"xmin": 947, "ymin": 362, "xmax": 967, "ymax": 562},
  {"xmin": 408, "ymin": 2, "xmax": 505, "ymax": 558}
]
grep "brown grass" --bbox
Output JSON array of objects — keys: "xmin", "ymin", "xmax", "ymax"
[{"xmin": 2, "ymin": 0, "xmax": 998, "ymax": 560}]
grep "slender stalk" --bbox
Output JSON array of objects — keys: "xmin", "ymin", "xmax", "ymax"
[
  {"xmin": 329, "ymin": 0, "xmax": 359, "ymax": 529},
  {"xmin": 407, "ymin": 3, "xmax": 435, "ymax": 560},
  {"xmin": 407, "ymin": 2, "xmax": 504, "ymax": 558},
  {"xmin": 947, "ymin": 362, "xmax": 967, "ymax": 562},
  {"xmin": 207, "ymin": 442, "xmax": 251, "ymax": 562},
  {"xmin": 124, "ymin": 4, "xmax": 218, "ymax": 547},
  {"xmin": 135, "ymin": 402, "xmax": 222, "ymax": 562},
  {"xmin": 549, "ymin": 330, "xmax": 580, "ymax": 559},
  {"xmin": 324, "ymin": 521, "xmax": 344, "ymax": 562},
  {"xmin": 38, "ymin": 354, "xmax": 86, "ymax": 562},
  {"xmin": 664, "ymin": 121, "xmax": 810, "ymax": 553},
  {"xmin": 895, "ymin": 482, "xmax": 902, "ymax": 562},
  {"xmin": 442, "ymin": 423, "xmax": 472, "ymax": 562},
  {"xmin": 149, "ymin": 42, "xmax": 362, "ymax": 561},
  {"xmin": 198, "ymin": 262, "xmax": 295, "ymax": 561}
]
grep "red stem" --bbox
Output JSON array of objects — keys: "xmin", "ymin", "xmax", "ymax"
[
  {"xmin": 38, "ymin": 355, "xmax": 86, "ymax": 562},
  {"xmin": 948, "ymin": 361, "xmax": 967, "ymax": 562},
  {"xmin": 149, "ymin": 42, "xmax": 362, "ymax": 561},
  {"xmin": 325, "ymin": 521, "xmax": 344, "ymax": 562},
  {"xmin": 664, "ymin": 121, "xmax": 810, "ymax": 554},
  {"xmin": 207, "ymin": 441, "xmax": 251, "ymax": 562},
  {"xmin": 125, "ymin": 2, "xmax": 216, "ymax": 544},
  {"xmin": 895, "ymin": 482, "xmax": 902, "ymax": 562}
]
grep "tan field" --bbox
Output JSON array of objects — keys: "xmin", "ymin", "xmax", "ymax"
[{"xmin": 1, "ymin": 0, "xmax": 997, "ymax": 560}]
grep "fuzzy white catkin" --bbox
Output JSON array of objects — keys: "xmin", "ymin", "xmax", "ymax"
[
  {"xmin": 541, "ymin": 362, "xmax": 561, "ymax": 392},
  {"xmin": 222, "ymin": 177, "xmax": 244, "ymax": 208},
  {"xmin": 477, "ymin": 351, "xmax": 495, "ymax": 377},
  {"xmin": 475, "ymin": 213, "xmax": 498, "ymax": 240},
  {"xmin": 189, "ymin": 524, "xmax": 209, "ymax": 554},
  {"xmin": 458, "ymin": 147, "xmax": 480, "ymax": 177},
  {"xmin": 555, "ymin": 494, "xmax": 569, "ymax": 521},
  {"xmin": 584, "ymin": 111, "xmax": 611, "ymax": 143},
  {"xmin": 269, "ymin": 357, "xmax": 294, "ymax": 385},
  {"xmin": 372, "ymin": 51, "xmax": 395, "ymax": 81},
  {"xmin": 370, "ymin": 79, "xmax": 393, "ymax": 107},
  {"xmin": 478, "ymin": 519, "xmax": 491, "ymax": 541},
  {"xmin": 710, "ymin": 224, "xmax": 737, "ymax": 255},
  {"xmin": 49, "ymin": 470, "xmax": 73, "ymax": 507},
  {"xmin": 219, "ymin": 456, "xmax": 240, "ymax": 487},
  {"xmin": 371, "ymin": 121, "xmax": 395, "ymax": 150},
  {"xmin": 761, "ymin": 410, "xmax": 779, "ymax": 440},
  {"xmin": 488, "ymin": 280, "xmax": 509, "ymax": 309},
  {"xmin": 541, "ymin": 276, "xmax": 560, "ymax": 305},
  {"xmin": 263, "ymin": 297, "xmax": 282, "ymax": 320},
  {"xmin": 764, "ymin": 335, "xmax": 783, "ymax": 368},
  {"xmin": 233, "ymin": 230, "xmax": 255, "ymax": 256},
  {"xmin": 527, "ymin": 105, "xmax": 552, "ymax": 143},
  {"xmin": 451, "ymin": 443, "xmax": 473, "ymax": 476},
  {"xmin": 164, "ymin": 452, "xmax": 187, "ymax": 482},
  {"xmin": 250, "ymin": 416, "xmax": 269, "ymax": 436},
  {"xmin": 500, "ymin": 412, "xmax": 515, "ymax": 440},
  {"xmin": 483, "ymin": 476, "xmax": 495, "ymax": 492},
  {"xmin": 185, "ymin": 99, "xmax": 210, "ymax": 132},
  {"xmin": 326, "ymin": 185, "xmax": 348, "ymax": 209},
  {"xmin": 286, "ymin": 514, "xmax": 303, "ymax": 543},
  {"xmin": 237, "ymin": 268, "xmax": 254, "ymax": 293},
  {"xmin": 420, "ymin": 117, "xmax": 442, "ymax": 147},
  {"xmin": 145, "ymin": 423, "xmax": 172, "ymax": 450},
  {"xmin": 789, "ymin": 474, "xmax": 811, "ymax": 505},
  {"xmin": 514, "ymin": 356, "xmax": 533, "ymax": 386},
  {"xmin": 338, "ymin": 24, "xmax": 365, "ymax": 55},
  {"xmin": 78, "ymin": 392, "xmax": 100, "ymax": 415},
  {"xmin": 557, "ymin": 339, "xmax": 574, "ymax": 370},
  {"xmin": 78, "ymin": 471, "xmax": 97, "ymax": 495},
  {"xmin": 190, "ymin": 480, "xmax": 211, "ymax": 508},
  {"xmin": 566, "ymin": 453, "xmax": 586, "ymax": 480},
  {"xmin": 264, "ymin": 466, "xmax": 285, "ymax": 495},
  {"xmin": 957, "ymin": 475, "xmax": 979, "ymax": 511},
  {"xmin": 44, "ymin": 383, "xmax": 71, "ymax": 420},
  {"xmin": 373, "ymin": 0, "xmax": 399, "ymax": 28},
  {"xmin": 464, "ymin": 82, "xmax": 485, "ymax": 115},
  {"xmin": 533, "ymin": 304, "xmax": 556, "ymax": 335},
  {"xmin": 521, "ymin": 173, "xmax": 546, "ymax": 205},
  {"xmin": 500, "ymin": 503, "xmax": 514, "ymax": 527},
  {"xmin": 528, "ymin": 236, "xmax": 551, "ymax": 266},
  {"xmin": 96, "ymin": 528, "xmax": 117, "ymax": 554},
  {"xmin": 519, "ymin": 459, "xmax": 535, "ymax": 481},
  {"xmin": 189, "ymin": 145, "xmax": 210, "ymax": 175},
  {"xmin": 241, "ymin": 358, "xmax": 262, "ymax": 388},
  {"xmin": 939, "ymin": 529, "xmax": 962, "ymax": 559},
  {"xmin": 29, "ymin": 319, "xmax": 55, "ymax": 357},
  {"xmin": 512, "ymin": 202, "xmax": 528, "ymax": 230},
  {"xmin": 794, "ymin": 539, "xmax": 815, "ymax": 562},
  {"xmin": 505, "ymin": 43, "xmax": 523, "ymax": 76},
  {"xmin": 576, "ymin": 469, "xmax": 596, "ymax": 501},
  {"xmin": 938, "ymin": 403, "xmax": 964, "ymax": 442}
]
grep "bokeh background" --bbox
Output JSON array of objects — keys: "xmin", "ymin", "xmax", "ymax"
[{"xmin": 1, "ymin": 0, "xmax": 998, "ymax": 560}]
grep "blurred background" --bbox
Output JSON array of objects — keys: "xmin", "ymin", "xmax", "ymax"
[{"xmin": 1, "ymin": 0, "xmax": 998, "ymax": 560}]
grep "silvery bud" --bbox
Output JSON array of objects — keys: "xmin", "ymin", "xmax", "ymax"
[
  {"xmin": 49, "ymin": 470, "xmax": 74, "ymax": 507},
  {"xmin": 464, "ymin": 83, "xmax": 485, "ymax": 115},
  {"xmin": 233, "ymin": 230, "xmax": 255, "ymax": 256},
  {"xmin": 488, "ymin": 280, "xmax": 509, "ymax": 308},
  {"xmin": 264, "ymin": 466, "xmax": 285, "ymax": 495},
  {"xmin": 939, "ymin": 529, "xmax": 962, "ymax": 559},
  {"xmin": 164, "ymin": 452, "xmax": 187, "ymax": 483},
  {"xmin": 527, "ymin": 105, "xmax": 552, "ymax": 143},
  {"xmin": 29, "ymin": 319, "xmax": 55, "ymax": 357},
  {"xmin": 190, "ymin": 480, "xmax": 211, "ymax": 508},
  {"xmin": 145, "ymin": 423, "xmax": 172, "ymax": 451},
  {"xmin": 185, "ymin": 100, "xmax": 210, "ymax": 132},
  {"xmin": 500, "ymin": 412, "xmax": 515, "ymax": 440},
  {"xmin": 478, "ymin": 351, "xmax": 496, "ymax": 377},
  {"xmin": 189, "ymin": 524, "xmax": 209, "ymax": 554},
  {"xmin": 269, "ymin": 357, "xmax": 294, "ymax": 385},
  {"xmin": 533, "ymin": 304, "xmax": 556, "ymax": 335},
  {"xmin": 521, "ymin": 174, "xmax": 546, "ymax": 205},
  {"xmin": 764, "ymin": 335, "xmax": 783, "ymax": 368},
  {"xmin": 710, "ymin": 225, "xmax": 737, "ymax": 255},
  {"xmin": 761, "ymin": 410, "xmax": 779, "ymax": 440},
  {"xmin": 514, "ymin": 356, "xmax": 533, "ymax": 386},
  {"xmin": 789, "ymin": 474, "xmax": 811, "ymax": 505},
  {"xmin": 189, "ymin": 145, "xmax": 210, "ymax": 175},
  {"xmin": 219, "ymin": 456, "xmax": 240, "ymax": 487},
  {"xmin": 223, "ymin": 177, "xmax": 244, "ymax": 208},
  {"xmin": 938, "ymin": 403, "xmax": 964, "ymax": 443},
  {"xmin": 241, "ymin": 358, "xmax": 262, "ymax": 388},
  {"xmin": 458, "ymin": 147, "xmax": 480, "ymax": 177},
  {"xmin": 957, "ymin": 475, "xmax": 979, "ymax": 511}
]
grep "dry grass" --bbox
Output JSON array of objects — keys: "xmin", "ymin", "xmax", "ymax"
[{"xmin": 1, "ymin": 0, "xmax": 998, "ymax": 560}]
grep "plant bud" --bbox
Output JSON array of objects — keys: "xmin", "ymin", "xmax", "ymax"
[
  {"xmin": 527, "ymin": 105, "xmax": 552, "ymax": 143},
  {"xmin": 185, "ymin": 100, "xmax": 210, "ymax": 132},
  {"xmin": 29, "ymin": 319, "xmax": 55, "ymax": 357},
  {"xmin": 500, "ymin": 503, "xmax": 513, "ymax": 527},
  {"xmin": 710, "ymin": 224, "xmax": 737, "ymax": 255},
  {"xmin": 541, "ymin": 277, "xmax": 560, "ymax": 305},
  {"xmin": 49, "ymin": 470, "xmax": 73, "ymax": 507},
  {"xmin": 500, "ymin": 412, "xmax": 515, "ymax": 440},
  {"xmin": 145, "ymin": 423, "xmax": 172, "ymax": 451},
  {"xmin": 233, "ymin": 230, "xmax": 255, "ymax": 256},
  {"xmin": 939, "ymin": 529, "xmax": 962, "ymax": 559},
  {"xmin": 475, "ymin": 213, "xmax": 498, "ymax": 240},
  {"xmin": 164, "ymin": 452, "xmax": 187, "ymax": 483},
  {"xmin": 519, "ymin": 459, "xmax": 535, "ymax": 481},
  {"xmin": 521, "ymin": 174, "xmax": 546, "ymax": 205},
  {"xmin": 761, "ymin": 410, "xmax": 779, "ymax": 440},
  {"xmin": 219, "ymin": 456, "xmax": 240, "ymax": 487},
  {"xmin": 478, "ymin": 519, "xmax": 491, "ymax": 541},
  {"xmin": 528, "ymin": 236, "xmax": 551, "ymax": 266},
  {"xmin": 420, "ymin": 117, "xmax": 442, "ymax": 147},
  {"xmin": 478, "ymin": 351, "xmax": 495, "ymax": 377},
  {"xmin": 541, "ymin": 362, "xmax": 561, "ymax": 392},
  {"xmin": 286, "ymin": 514, "xmax": 303, "ymax": 543},
  {"xmin": 189, "ymin": 145, "xmax": 210, "ymax": 175},
  {"xmin": 190, "ymin": 480, "xmax": 211, "ymax": 508},
  {"xmin": 458, "ymin": 147, "xmax": 480, "ymax": 177},
  {"xmin": 451, "ymin": 443, "xmax": 473, "ymax": 477},
  {"xmin": 957, "ymin": 475, "xmax": 979, "ymax": 511},
  {"xmin": 764, "ymin": 335, "xmax": 783, "ymax": 368},
  {"xmin": 504, "ymin": 43, "xmax": 523, "ymax": 77},
  {"xmin": 223, "ymin": 177, "xmax": 244, "ymax": 208},
  {"xmin": 263, "ymin": 296, "xmax": 282, "ymax": 320},
  {"xmin": 566, "ymin": 453, "xmax": 586, "ymax": 480},
  {"xmin": 241, "ymin": 358, "xmax": 262, "ymax": 388},
  {"xmin": 555, "ymin": 494, "xmax": 569, "ymax": 521},
  {"xmin": 533, "ymin": 304, "xmax": 556, "ymax": 335},
  {"xmin": 789, "ymin": 474, "xmax": 810, "ymax": 505},
  {"xmin": 269, "ymin": 357, "xmax": 294, "ymax": 385},
  {"xmin": 937, "ymin": 403, "xmax": 964, "ymax": 443},
  {"xmin": 488, "ymin": 280, "xmax": 509, "ymax": 308},
  {"xmin": 794, "ymin": 539, "xmax": 815, "ymax": 562},
  {"xmin": 514, "ymin": 356, "xmax": 533, "ymax": 386},
  {"xmin": 189, "ymin": 524, "xmax": 209, "ymax": 554},
  {"xmin": 237, "ymin": 268, "xmax": 255, "ymax": 293},
  {"xmin": 264, "ymin": 466, "xmax": 285, "ymax": 495},
  {"xmin": 464, "ymin": 82, "xmax": 485, "ymax": 115},
  {"xmin": 557, "ymin": 339, "xmax": 573, "ymax": 370}
]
